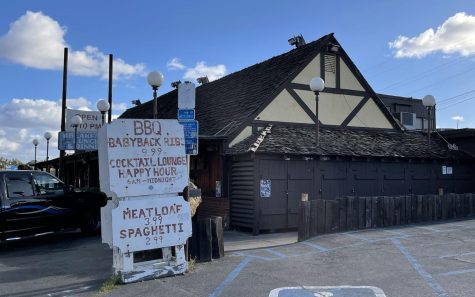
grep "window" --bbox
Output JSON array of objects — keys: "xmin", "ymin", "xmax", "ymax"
[
  {"xmin": 5, "ymin": 173, "xmax": 35, "ymax": 198},
  {"xmin": 33, "ymin": 173, "xmax": 64, "ymax": 195}
]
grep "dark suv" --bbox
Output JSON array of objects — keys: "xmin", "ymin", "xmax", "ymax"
[{"xmin": 0, "ymin": 170, "xmax": 107, "ymax": 242}]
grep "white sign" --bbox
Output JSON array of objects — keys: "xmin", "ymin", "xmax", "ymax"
[
  {"xmin": 178, "ymin": 82, "xmax": 196, "ymax": 109},
  {"xmin": 98, "ymin": 119, "xmax": 188, "ymax": 198},
  {"xmin": 66, "ymin": 109, "xmax": 102, "ymax": 132},
  {"xmin": 112, "ymin": 196, "xmax": 192, "ymax": 252}
]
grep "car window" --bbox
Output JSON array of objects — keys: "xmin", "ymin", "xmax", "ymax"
[
  {"xmin": 5, "ymin": 173, "xmax": 35, "ymax": 198},
  {"xmin": 33, "ymin": 173, "xmax": 65, "ymax": 196}
]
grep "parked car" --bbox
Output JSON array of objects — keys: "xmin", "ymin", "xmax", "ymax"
[{"xmin": 0, "ymin": 170, "xmax": 107, "ymax": 242}]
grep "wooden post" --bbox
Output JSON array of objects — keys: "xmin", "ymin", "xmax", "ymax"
[
  {"xmin": 346, "ymin": 196, "xmax": 356, "ymax": 230},
  {"xmin": 211, "ymin": 216, "xmax": 224, "ymax": 259},
  {"xmin": 198, "ymin": 218, "xmax": 212, "ymax": 262},
  {"xmin": 310, "ymin": 200, "xmax": 318, "ymax": 237},
  {"xmin": 358, "ymin": 197, "xmax": 366, "ymax": 229},
  {"xmin": 394, "ymin": 196, "xmax": 401, "ymax": 225},
  {"xmin": 371, "ymin": 197, "xmax": 378, "ymax": 228},
  {"xmin": 317, "ymin": 199, "xmax": 326, "ymax": 234},
  {"xmin": 298, "ymin": 200, "xmax": 311, "ymax": 241},
  {"xmin": 405, "ymin": 195, "xmax": 412, "ymax": 224},
  {"xmin": 365, "ymin": 197, "xmax": 372, "ymax": 228},
  {"xmin": 338, "ymin": 197, "xmax": 348, "ymax": 232}
]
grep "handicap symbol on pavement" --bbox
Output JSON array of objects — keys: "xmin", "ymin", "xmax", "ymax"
[{"xmin": 269, "ymin": 286, "xmax": 387, "ymax": 297}]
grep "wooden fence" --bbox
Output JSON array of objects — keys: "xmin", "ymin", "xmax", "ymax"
[{"xmin": 298, "ymin": 193, "xmax": 475, "ymax": 241}]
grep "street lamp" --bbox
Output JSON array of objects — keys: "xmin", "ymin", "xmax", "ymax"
[
  {"xmin": 32, "ymin": 138, "xmax": 39, "ymax": 170},
  {"xmin": 422, "ymin": 95, "xmax": 436, "ymax": 146},
  {"xmin": 44, "ymin": 132, "xmax": 52, "ymax": 172},
  {"xmin": 71, "ymin": 115, "xmax": 83, "ymax": 188},
  {"xmin": 97, "ymin": 99, "xmax": 110, "ymax": 125},
  {"xmin": 309, "ymin": 77, "xmax": 325, "ymax": 147},
  {"xmin": 147, "ymin": 71, "xmax": 164, "ymax": 119}
]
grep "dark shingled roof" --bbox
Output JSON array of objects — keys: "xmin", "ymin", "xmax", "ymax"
[
  {"xmin": 227, "ymin": 125, "xmax": 473, "ymax": 160},
  {"xmin": 120, "ymin": 34, "xmax": 333, "ymax": 136}
]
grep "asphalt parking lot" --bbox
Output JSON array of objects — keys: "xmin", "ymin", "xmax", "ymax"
[{"xmin": 1, "ymin": 219, "xmax": 475, "ymax": 297}]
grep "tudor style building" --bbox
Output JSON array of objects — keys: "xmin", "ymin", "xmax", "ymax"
[{"xmin": 121, "ymin": 33, "xmax": 475, "ymax": 234}]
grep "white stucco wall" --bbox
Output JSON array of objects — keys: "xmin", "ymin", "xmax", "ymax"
[
  {"xmin": 292, "ymin": 54, "xmax": 321, "ymax": 85},
  {"xmin": 348, "ymin": 98, "xmax": 393, "ymax": 128},
  {"xmin": 228, "ymin": 126, "xmax": 253, "ymax": 147},
  {"xmin": 255, "ymin": 89, "xmax": 314, "ymax": 124},
  {"xmin": 340, "ymin": 59, "xmax": 364, "ymax": 91}
]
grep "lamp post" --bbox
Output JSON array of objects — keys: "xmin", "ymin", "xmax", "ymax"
[
  {"xmin": 147, "ymin": 71, "xmax": 164, "ymax": 119},
  {"xmin": 32, "ymin": 138, "xmax": 39, "ymax": 170},
  {"xmin": 309, "ymin": 77, "xmax": 325, "ymax": 147},
  {"xmin": 71, "ymin": 115, "xmax": 83, "ymax": 188},
  {"xmin": 422, "ymin": 95, "xmax": 436, "ymax": 147},
  {"xmin": 44, "ymin": 132, "xmax": 52, "ymax": 172},
  {"xmin": 97, "ymin": 99, "xmax": 110, "ymax": 125}
]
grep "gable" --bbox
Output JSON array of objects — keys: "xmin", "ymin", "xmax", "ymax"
[{"xmin": 253, "ymin": 48, "xmax": 398, "ymax": 130}]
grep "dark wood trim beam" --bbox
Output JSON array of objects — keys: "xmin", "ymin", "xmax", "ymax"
[
  {"xmin": 320, "ymin": 53, "xmax": 325, "ymax": 81},
  {"xmin": 286, "ymin": 87, "xmax": 321, "ymax": 124},
  {"xmin": 288, "ymin": 83, "xmax": 368, "ymax": 97},
  {"xmin": 341, "ymin": 96, "xmax": 370, "ymax": 127}
]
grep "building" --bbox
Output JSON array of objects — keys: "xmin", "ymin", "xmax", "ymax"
[{"xmin": 97, "ymin": 34, "xmax": 475, "ymax": 234}]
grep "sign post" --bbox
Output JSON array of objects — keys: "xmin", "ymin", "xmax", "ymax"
[{"xmin": 98, "ymin": 119, "xmax": 192, "ymax": 283}]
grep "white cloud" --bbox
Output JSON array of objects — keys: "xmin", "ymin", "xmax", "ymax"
[
  {"xmin": 0, "ymin": 97, "xmax": 94, "ymax": 162},
  {"xmin": 167, "ymin": 58, "xmax": 186, "ymax": 70},
  {"xmin": 389, "ymin": 12, "xmax": 475, "ymax": 58},
  {"xmin": 112, "ymin": 102, "xmax": 128, "ymax": 112},
  {"xmin": 0, "ymin": 11, "xmax": 145, "ymax": 79},
  {"xmin": 451, "ymin": 115, "xmax": 464, "ymax": 121},
  {"xmin": 184, "ymin": 61, "xmax": 226, "ymax": 82}
]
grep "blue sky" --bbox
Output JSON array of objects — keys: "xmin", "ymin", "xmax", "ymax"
[{"xmin": 1, "ymin": 0, "xmax": 475, "ymax": 162}]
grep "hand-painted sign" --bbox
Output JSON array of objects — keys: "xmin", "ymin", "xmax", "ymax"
[
  {"xmin": 111, "ymin": 196, "xmax": 192, "ymax": 252},
  {"xmin": 98, "ymin": 119, "xmax": 188, "ymax": 198},
  {"xmin": 178, "ymin": 120, "xmax": 198, "ymax": 155},
  {"xmin": 58, "ymin": 131, "xmax": 98, "ymax": 150},
  {"xmin": 66, "ymin": 109, "xmax": 103, "ymax": 132}
]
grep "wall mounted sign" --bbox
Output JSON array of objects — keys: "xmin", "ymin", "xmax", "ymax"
[
  {"xmin": 260, "ymin": 179, "xmax": 271, "ymax": 198},
  {"xmin": 58, "ymin": 131, "xmax": 98, "ymax": 150}
]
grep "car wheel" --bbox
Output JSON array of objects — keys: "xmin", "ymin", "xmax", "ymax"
[{"xmin": 80, "ymin": 209, "xmax": 101, "ymax": 235}]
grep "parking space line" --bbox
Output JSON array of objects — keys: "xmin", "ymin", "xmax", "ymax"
[
  {"xmin": 392, "ymin": 238, "xmax": 448, "ymax": 297},
  {"xmin": 438, "ymin": 268, "xmax": 475, "ymax": 277},
  {"xmin": 299, "ymin": 241, "xmax": 330, "ymax": 252},
  {"xmin": 440, "ymin": 251, "xmax": 475, "ymax": 259},
  {"xmin": 264, "ymin": 248, "xmax": 287, "ymax": 258},
  {"xmin": 342, "ymin": 232, "xmax": 371, "ymax": 241},
  {"xmin": 209, "ymin": 256, "xmax": 253, "ymax": 297}
]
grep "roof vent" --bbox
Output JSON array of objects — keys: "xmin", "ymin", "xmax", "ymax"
[
  {"xmin": 197, "ymin": 76, "xmax": 209, "ymax": 85},
  {"xmin": 131, "ymin": 99, "xmax": 142, "ymax": 106},
  {"xmin": 171, "ymin": 80, "xmax": 181, "ymax": 89},
  {"xmin": 288, "ymin": 34, "xmax": 306, "ymax": 48},
  {"xmin": 327, "ymin": 43, "xmax": 340, "ymax": 53}
]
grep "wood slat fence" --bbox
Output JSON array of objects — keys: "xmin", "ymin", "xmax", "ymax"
[{"xmin": 298, "ymin": 193, "xmax": 475, "ymax": 241}]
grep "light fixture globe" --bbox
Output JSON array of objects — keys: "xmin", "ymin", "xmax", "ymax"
[
  {"xmin": 96, "ymin": 99, "xmax": 110, "ymax": 112},
  {"xmin": 422, "ymin": 95, "xmax": 436, "ymax": 107},
  {"xmin": 147, "ymin": 71, "xmax": 164, "ymax": 88},
  {"xmin": 309, "ymin": 77, "xmax": 325, "ymax": 92},
  {"xmin": 44, "ymin": 131, "xmax": 52, "ymax": 140},
  {"xmin": 32, "ymin": 138, "xmax": 39, "ymax": 146},
  {"xmin": 71, "ymin": 115, "xmax": 83, "ymax": 126}
]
